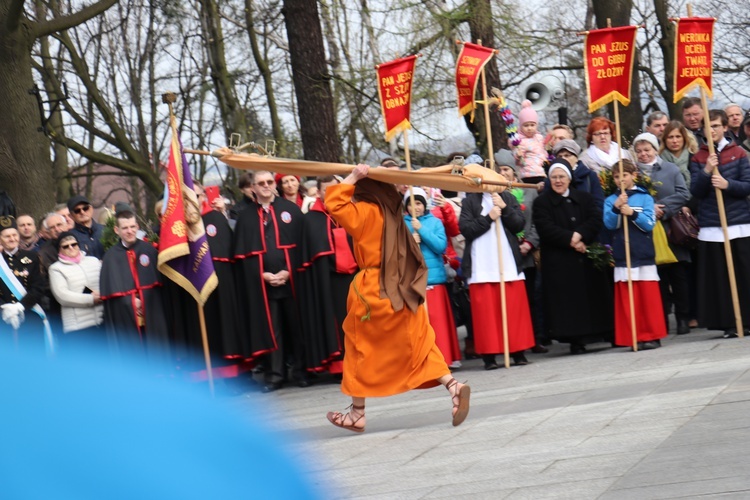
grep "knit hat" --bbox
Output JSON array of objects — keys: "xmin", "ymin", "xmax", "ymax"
[
  {"xmin": 403, "ymin": 187, "xmax": 428, "ymax": 209},
  {"xmin": 633, "ymin": 132, "xmax": 660, "ymax": 151},
  {"xmin": 547, "ymin": 159, "xmax": 573, "ymax": 180},
  {"xmin": 518, "ymin": 100, "xmax": 538, "ymax": 125},
  {"xmin": 552, "ymin": 139, "xmax": 582, "ymax": 157},
  {"xmin": 494, "ymin": 149, "xmax": 518, "ymax": 177},
  {"xmin": 114, "ymin": 202, "xmax": 134, "ymax": 216},
  {"xmin": 274, "ymin": 173, "xmax": 300, "ymax": 185}
]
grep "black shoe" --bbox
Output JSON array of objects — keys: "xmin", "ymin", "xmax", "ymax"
[
  {"xmin": 484, "ymin": 361, "xmax": 500, "ymax": 370},
  {"xmin": 640, "ymin": 341, "xmax": 661, "ymax": 350},
  {"xmin": 512, "ymin": 353, "xmax": 529, "ymax": 366},
  {"xmin": 296, "ymin": 378, "xmax": 312, "ymax": 388},
  {"xmin": 531, "ymin": 344, "xmax": 549, "ymax": 354},
  {"xmin": 676, "ymin": 319, "xmax": 691, "ymax": 335},
  {"xmin": 723, "ymin": 329, "xmax": 738, "ymax": 339},
  {"xmin": 570, "ymin": 343, "xmax": 587, "ymax": 355},
  {"xmin": 262, "ymin": 381, "xmax": 283, "ymax": 393}
]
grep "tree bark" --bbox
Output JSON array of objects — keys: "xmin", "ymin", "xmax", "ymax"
[
  {"xmin": 592, "ymin": 0, "xmax": 643, "ymax": 142},
  {"xmin": 282, "ymin": 0, "xmax": 342, "ymax": 162},
  {"xmin": 0, "ymin": 0, "xmax": 54, "ymax": 218},
  {"xmin": 653, "ymin": 0, "xmax": 677, "ymax": 118},
  {"xmin": 466, "ymin": 0, "xmax": 506, "ymax": 160}
]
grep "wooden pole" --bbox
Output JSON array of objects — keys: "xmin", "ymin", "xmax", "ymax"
[
  {"xmin": 477, "ymin": 40, "xmax": 509, "ymax": 368},
  {"xmin": 606, "ymin": 17, "xmax": 638, "ymax": 352},
  {"xmin": 699, "ymin": 91, "xmax": 744, "ymax": 338},
  {"xmin": 198, "ymin": 304, "xmax": 216, "ymax": 397},
  {"xmin": 614, "ymin": 101, "xmax": 638, "ymax": 351},
  {"xmin": 403, "ymin": 130, "xmax": 427, "ymax": 314},
  {"xmin": 684, "ymin": 4, "xmax": 742, "ymax": 338},
  {"xmin": 163, "ymin": 92, "xmax": 216, "ymax": 395}
]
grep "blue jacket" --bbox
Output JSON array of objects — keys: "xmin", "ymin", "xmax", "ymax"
[
  {"xmin": 405, "ymin": 212, "xmax": 447, "ymax": 285},
  {"xmin": 603, "ymin": 186, "xmax": 656, "ymax": 267},
  {"xmin": 689, "ymin": 142, "xmax": 750, "ymax": 228}
]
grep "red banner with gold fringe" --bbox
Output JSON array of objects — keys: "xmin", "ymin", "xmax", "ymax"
[
  {"xmin": 376, "ymin": 55, "xmax": 418, "ymax": 142},
  {"xmin": 455, "ymin": 42, "xmax": 496, "ymax": 117},
  {"xmin": 673, "ymin": 17, "xmax": 714, "ymax": 102},
  {"xmin": 583, "ymin": 26, "xmax": 638, "ymax": 113}
]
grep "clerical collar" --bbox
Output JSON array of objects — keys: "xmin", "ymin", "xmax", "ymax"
[{"xmin": 4, "ymin": 247, "xmax": 19, "ymax": 257}]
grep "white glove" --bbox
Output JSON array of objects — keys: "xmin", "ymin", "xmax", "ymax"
[{"xmin": 1, "ymin": 303, "xmax": 25, "ymax": 328}]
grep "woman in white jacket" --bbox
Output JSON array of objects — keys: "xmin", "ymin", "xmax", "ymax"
[{"xmin": 49, "ymin": 231, "xmax": 104, "ymax": 348}]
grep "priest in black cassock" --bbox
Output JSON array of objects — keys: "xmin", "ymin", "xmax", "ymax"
[
  {"xmin": 298, "ymin": 176, "xmax": 357, "ymax": 375},
  {"xmin": 233, "ymin": 170, "xmax": 306, "ymax": 392},
  {"xmin": 100, "ymin": 207, "xmax": 170, "ymax": 365}
]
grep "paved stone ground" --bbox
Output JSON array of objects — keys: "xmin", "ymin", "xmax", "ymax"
[{"xmin": 231, "ymin": 326, "xmax": 750, "ymax": 499}]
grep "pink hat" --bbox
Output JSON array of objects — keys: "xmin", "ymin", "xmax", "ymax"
[{"xmin": 518, "ymin": 100, "xmax": 538, "ymax": 125}]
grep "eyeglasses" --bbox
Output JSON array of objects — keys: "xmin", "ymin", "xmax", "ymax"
[
  {"xmin": 73, "ymin": 204, "xmax": 91, "ymax": 214},
  {"xmin": 61, "ymin": 242, "xmax": 79, "ymax": 250},
  {"xmin": 255, "ymin": 180, "xmax": 274, "ymax": 187},
  {"xmin": 592, "ymin": 131, "xmax": 611, "ymax": 137}
]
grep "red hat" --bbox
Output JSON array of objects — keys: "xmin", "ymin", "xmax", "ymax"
[{"xmin": 274, "ymin": 173, "xmax": 300, "ymax": 185}]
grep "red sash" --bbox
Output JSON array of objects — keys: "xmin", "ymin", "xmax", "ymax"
[{"xmin": 332, "ymin": 227, "xmax": 357, "ymax": 274}]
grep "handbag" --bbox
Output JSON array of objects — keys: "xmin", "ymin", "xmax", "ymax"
[
  {"xmin": 653, "ymin": 220, "xmax": 678, "ymax": 265},
  {"xmin": 668, "ymin": 211, "xmax": 699, "ymax": 249}
]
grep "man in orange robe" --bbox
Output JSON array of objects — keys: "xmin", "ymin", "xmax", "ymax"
[{"xmin": 323, "ymin": 164, "xmax": 470, "ymax": 433}]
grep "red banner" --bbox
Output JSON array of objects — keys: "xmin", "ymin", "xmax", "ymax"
[
  {"xmin": 455, "ymin": 42, "xmax": 496, "ymax": 117},
  {"xmin": 376, "ymin": 55, "xmax": 417, "ymax": 142},
  {"xmin": 583, "ymin": 26, "xmax": 638, "ymax": 113},
  {"xmin": 673, "ymin": 17, "xmax": 714, "ymax": 102}
]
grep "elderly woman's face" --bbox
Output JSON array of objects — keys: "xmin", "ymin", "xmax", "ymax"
[
  {"xmin": 59, "ymin": 236, "xmax": 80, "ymax": 258},
  {"xmin": 634, "ymin": 141, "xmax": 657, "ymax": 164},
  {"xmin": 592, "ymin": 127, "xmax": 612, "ymax": 151},
  {"xmin": 549, "ymin": 169, "xmax": 571, "ymax": 195}
]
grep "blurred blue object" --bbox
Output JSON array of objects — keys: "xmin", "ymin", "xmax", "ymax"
[{"xmin": 0, "ymin": 345, "xmax": 320, "ymax": 499}]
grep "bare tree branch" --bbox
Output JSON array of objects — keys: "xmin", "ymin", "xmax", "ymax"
[{"xmin": 32, "ymin": 0, "xmax": 117, "ymax": 38}]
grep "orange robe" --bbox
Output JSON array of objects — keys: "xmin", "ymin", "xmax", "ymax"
[{"xmin": 326, "ymin": 184, "xmax": 450, "ymax": 397}]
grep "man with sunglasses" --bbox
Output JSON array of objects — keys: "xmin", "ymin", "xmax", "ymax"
[
  {"xmin": 233, "ymin": 170, "xmax": 307, "ymax": 392},
  {"xmin": 67, "ymin": 195, "xmax": 105, "ymax": 259}
]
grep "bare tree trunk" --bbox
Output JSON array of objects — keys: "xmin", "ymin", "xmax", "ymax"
[
  {"xmin": 0, "ymin": 1, "xmax": 54, "ymax": 218},
  {"xmin": 245, "ymin": 0, "xmax": 285, "ymax": 156},
  {"xmin": 282, "ymin": 0, "xmax": 342, "ymax": 162},
  {"xmin": 592, "ymin": 0, "xmax": 643, "ymax": 141},
  {"xmin": 199, "ymin": 0, "xmax": 248, "ymax": 143},
  {"xmin": 466, "ymin": 0, "xmax": 506, "ymax": 159},
  {"xmin": 653, "ymin": 0, "xmax": 677, "ymax": 118}
]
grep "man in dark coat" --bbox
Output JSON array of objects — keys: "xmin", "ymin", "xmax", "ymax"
[
  {"xmin": 0, "ymin": 216, "xmax": 51, "ymax": 352},
  {"xmin": 100, "ymin": 208, "xmax": 170, "ymax": 365},
  {"xmin": 233, "ymin": 170, "xmax": 305, "ymax": 392},
  {"xmin": 68, "ymin": 195, "xmax": 105, "ymax": 259},
  {"xmin": 298, "ymin": 176, "xmax": 356, "ymax": 375}
]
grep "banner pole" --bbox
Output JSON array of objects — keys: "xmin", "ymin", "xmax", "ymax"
[
  {"xmin": 197, "ymin": 303, "xmax": 215, "ymax": 397},
  {"xmin": 403, "ymin": 129, "xmax": 426, "ymax": 314},
  {"xmin": 699, "ymin": 95, "xmax": 743, "ymax": 338},
  {"xmin": 605, "ymin": 16, "xmax": 638, "ymax": 352},
  {"xmin": 478, "ymin": 40, "xmax": 509, "ymax": 369}
]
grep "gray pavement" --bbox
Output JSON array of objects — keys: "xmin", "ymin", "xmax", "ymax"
[{"xmin": 232, "ymin": 327, "xmax": 750, "ymax": 499}]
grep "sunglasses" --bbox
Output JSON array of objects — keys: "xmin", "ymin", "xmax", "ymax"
[
  {"xmin": 255, "ymin": 180, "xmax": 274, "ymax": 187},
  {"xmin": 73, "ymin": 204, "xmax": 91, "ymax": 214},
  {"xmin": 61, "ymin": 242, "xmax": 79, "ymax": 250}
]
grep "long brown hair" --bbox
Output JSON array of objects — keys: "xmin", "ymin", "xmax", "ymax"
[{"xmin": 660, "ymin": 120, "xmax": 698, "ymax": 155}]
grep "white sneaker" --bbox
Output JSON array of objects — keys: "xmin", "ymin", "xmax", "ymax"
[{"xmin": 449, "ymin": 360, "xmax": 462, "ymax": 369}]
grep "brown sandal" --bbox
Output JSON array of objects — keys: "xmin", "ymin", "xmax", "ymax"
[
  {"xmin": 447, "ymin": 378, "xmax": 471, "ymax": 427},
  {"xmin": 326, "ymin": 404, "xmax": 366, "ymax": 433}
]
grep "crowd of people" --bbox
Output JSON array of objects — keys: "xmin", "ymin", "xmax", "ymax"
[{"xmin": 1, "ymin": 98, "xmax": 749, "ymax": 401}]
